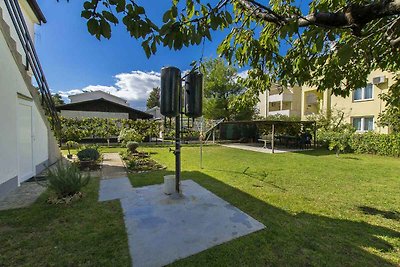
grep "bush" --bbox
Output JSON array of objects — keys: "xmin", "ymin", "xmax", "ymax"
[
  {"xmin": 77, "ymin": 148, "xmax": 100, "ymax": 161},
  {"xmin": 351, "ymin": 132, "xmax": 400, "ymax": 157},
  {"xmin": 318, "ymin": 124, "xmax": 355, "ymax": 156},
  {"xmin": 118, "ymin": 128, "xmax": 145, "ymax": 145},
  {"xmin": 47, "ymin": 163, "xmax": 90, "ymax": 198},
  {"xmin": 126, "ymin": 141, "xmax": 139, "ymax": 153}
]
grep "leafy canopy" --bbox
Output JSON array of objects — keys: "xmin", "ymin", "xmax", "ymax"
[{"xmin": 61, "ymin": 0, "xmax": 400, "ymax": 103}]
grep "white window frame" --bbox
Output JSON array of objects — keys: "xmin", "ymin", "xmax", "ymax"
[
  {"xmin": 352, "ymin": 116, "xmax": 374, "ymax": 132},
  {"xmin": 353, "ymin": 83, "xmax": 374, "ymax": 102}
]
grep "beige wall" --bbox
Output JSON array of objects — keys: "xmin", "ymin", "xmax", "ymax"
[
  {"xmin": 256, "ymin": 70, "xmax": 395, "ymax": 134},
  {"xmin": 330, "ymin": 70, "xmax": 393, "ymax": 134},
  {"xmin": 257, "ymin": 85, "xmax": 302, "ymax": 118},
  {"xmin": 257, "ymin": 91, "xmax": 268, "ymax": 118}
]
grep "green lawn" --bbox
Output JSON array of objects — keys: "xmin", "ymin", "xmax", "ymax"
[
  {"xmin": 1, "ymin": 145, "xmax": 400, "ymax": 266},
  {"xmin": 0, "ymin": 177, "xmax": 130, "ymax": 266},
  {"xmin": 131, "ymin": 146, "xmax": 400, "ymax": 266}
]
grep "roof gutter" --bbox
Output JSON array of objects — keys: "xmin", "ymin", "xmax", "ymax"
[{"xmin": 26, "ymin": 0, "xmax": 47, "ymax": 24}]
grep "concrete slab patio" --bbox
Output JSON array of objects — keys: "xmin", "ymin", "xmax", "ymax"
[
  {"xmin": 99, "ymin": 178, "xmax": 265, "ymax": 267},
  {"xmin": 0, "ymin": 181, "xmax": 46, "ymax": 211},
  {"xmin": 222, "ymin": 143, "xmax": 313, "ymax": 154}
]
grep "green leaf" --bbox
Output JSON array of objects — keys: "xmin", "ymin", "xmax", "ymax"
[
  {"xmin": 162, "ymin": 10, "xmax": 171, "ymax": 23},
  {"xmin": 100, "ymin": 19, "xmax": 111, "ymax": 39},
  {"xmin": 102, "ymin": 11, "xmax": 118, "ymax": 24},
  {"xmin": 142, "ymin": 41, "xmax": 151, "ymax": 58},
  {"xmin": 83, "ymin": 1, "xmax": 94, "ymax": 10},
  {"xmin": 116, "ymin": 0, "xmax": 126, "ymax": 12},
  {"xmin": 81, "ymin": 10, "xmax": 92, "ymax": 19},
  {"xmin": 87, "ymin": 18, "xmax": 99, "ymax": 36},
  {"xmin": 225, "ymin": 11, "xmax": 232, "ymax": 24},
  {"xmin": 151, "ymin": 40, "xmax": 157, "ymax": 54},
  {"xmin": 171, "ymin": 6, "xmax": 178, "ymax": 18},
  {"xmin": 136, "ymin": 6, "xmax": 145, "ymax": 15}
]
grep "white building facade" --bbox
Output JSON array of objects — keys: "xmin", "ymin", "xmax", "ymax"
[{"xmin": 0, "ymin": 0, "xmax": 60, "ymax": 196}]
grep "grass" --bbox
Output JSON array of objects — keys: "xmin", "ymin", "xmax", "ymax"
[
  {"xmin": 0, "ymin": 177, "xmax": 130, "ymax": 266},
  {"xmin": 129, "ymin": 146, "xmax": 400, "ymax": 266},
  {"xmin": 2, "ymin": 145, "xmax": 400, "ymax": 266}
]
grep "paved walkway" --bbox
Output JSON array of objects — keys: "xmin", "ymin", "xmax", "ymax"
[
  {"xmin": 0, "ymin": 181, "xmax": 46, "ymax": 211},
  {"xmin": 0, "ymin": 158, "xmax": 70, "ymax": 211},
  {"xmin": 101, "ymin": 153, "xmax": 127, "ymax": 179}
]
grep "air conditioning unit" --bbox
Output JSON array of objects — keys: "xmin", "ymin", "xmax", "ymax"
[{"xmin": 372, "ymin": 76, "xmax": 386, "ymax": 85}]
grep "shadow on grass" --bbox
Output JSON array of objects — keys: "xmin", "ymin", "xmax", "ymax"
[
  {"xmin": 359, "ymin": 206, "xmax": 400, "ymax": 221},
  {"xmin": 293, "ymin": 148, "xmax": 335, "ymax": 156},
  {"xmin": 129, "ymin": 170, "xmax": 399, "ymax": 266}
]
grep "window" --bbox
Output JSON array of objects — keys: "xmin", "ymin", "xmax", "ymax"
[
  {"xmin": 352, "ymin": 117, "xmax": 374, "ymax": 132},
  {"xmin": 364, "ymin": 117, "xmax": 374, "ymax": 131},
  {"xmin": 353, "ymin": 83, "xmax": 373, "ymax": 101},
  {"xmin": 353, "ymin": 118, "xmax": 362, "ymax": 131}
]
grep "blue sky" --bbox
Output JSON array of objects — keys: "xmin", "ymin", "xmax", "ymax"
[{"xmin": 35, "ymin": 0, "xmax": 230, "ymax": 110}]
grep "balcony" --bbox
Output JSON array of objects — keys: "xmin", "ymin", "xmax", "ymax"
[
  {"xmin": 268, "ymin": 93, "xmax": 293, "ymax": 103},
  {"xmin": 268, "ymin": 110, "xmax": 300, "ymax": 117}
]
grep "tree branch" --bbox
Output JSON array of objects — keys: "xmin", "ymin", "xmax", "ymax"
[{"xmin": 236, "ymin": 0, "xmax": 400, "ymax": 34}]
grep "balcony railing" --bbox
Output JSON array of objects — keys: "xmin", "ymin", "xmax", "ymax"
[
  {"xmin": 268, "ymin": 93, "xmax": 293, "ymax": 103},
  {"xmin": 268, "ymin": 110, "xmax": 300, "ymax": 117},
  {"xmin": 4, "ymin": 0, "xmax": 61, "ymax": 136}
]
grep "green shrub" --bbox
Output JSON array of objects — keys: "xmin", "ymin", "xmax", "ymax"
[
  {"xmin": 47, "ymin": 163, "xmax": 90, "ymax": 198},
  {"xmin": 65, "ymin": 140, "xmax": 80, "ymax": 155},
  {"xmin": 126, "ymin": 141, "xmax": 139, "ymax": 153},
  {"xmin": 318, "ymin": 124, "xmax": 355, "ymax": 156},
  {"xmin": 118, "ymin": 128, "xmax": 145, "ymax": 145},
  {"xmin": 77, "ymin": 148, "xmax": 100, "ymax": 161},
  {"xmin": 351, "ymin": 132, "xmax": 400, "ymax": 157}
]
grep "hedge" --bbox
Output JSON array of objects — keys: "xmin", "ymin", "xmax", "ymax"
[{"xmin": 350, "ymin": 132, "xmax": 400, "ymax": 157}]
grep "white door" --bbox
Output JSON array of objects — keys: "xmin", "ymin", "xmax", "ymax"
[{"xmin": 17, "ymin": 99, "xmax": 34, "ymax": 183}]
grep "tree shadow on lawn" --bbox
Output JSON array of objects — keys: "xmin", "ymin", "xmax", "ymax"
[
  {"xmin": 359, "ymin": 206, "xmax": 400, "ymax": 222},
  {"xmin": 130, "ymin": 170, "xmax": 400, "ymax": 266}
]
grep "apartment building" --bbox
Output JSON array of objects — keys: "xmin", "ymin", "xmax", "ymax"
[
  {"xmin": 257, "ymin": 84, "xmax": 302, "ymax": 118},
  {"xmin": 257, "ymin": 70, "xmax": 395, "ymax": 134}
]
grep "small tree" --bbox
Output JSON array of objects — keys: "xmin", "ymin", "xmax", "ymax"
[
  {"xmin": 378, "ymin": 84, "xmax": 400, "ymax": 133},
  {"xmin": 310, "ymin": 109, "xmax": 355, "ymax": 157},
  {"xmin": 146, "ymin": 87, "xmax": 160, "ymax": 109},
  {"xmin": 202, "ymin": 58, "xmax": 255, "ymax": 121}
]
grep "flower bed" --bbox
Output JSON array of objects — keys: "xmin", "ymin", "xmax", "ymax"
[{"xmin": 120, "ymin": 150, "xmax": 165, "ymax": 173}]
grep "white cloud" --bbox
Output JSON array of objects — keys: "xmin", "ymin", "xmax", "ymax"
[
  {"xmin": 237, "ymin": 70, "xmax": 248, "ymax": 79},
  {"xmin": 58, "ymin": 70, "xmax": 161, "ymax": 110}
]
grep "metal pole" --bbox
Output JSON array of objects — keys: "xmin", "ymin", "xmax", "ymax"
[
  {"xmin": 271, "ymin": 124, "xmax": 275, "ymax": 154},
  {"xmin": 200, "ymin": 117, "xmax": 203, "ymax": 169},
  {"xmin": 212, "ymin": 129, "xmax": 215, "ymax": 144},
  {"xmin": 314, "ymin": 121, "xmax": 317, "ymax": 149},
  {"xmin": 175, "ymin": 83, "xmax": 182, "ymax": 194},
  {"xmin": 175, "ymin": 114, "xmax": 181, "ymax": 193}
]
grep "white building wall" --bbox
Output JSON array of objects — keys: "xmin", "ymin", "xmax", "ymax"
[
  {"xmin": 0, "ymin": 22, "xmax": 48, "ymax": 189},
  {"xmin": 0, "ymin": 0, "xmax": 37, "ymax": 73},
  {"xmin": 0, "ymin": 33, "xmax": 18, "ymax": 186}
]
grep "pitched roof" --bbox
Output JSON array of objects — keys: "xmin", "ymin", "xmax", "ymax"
[
  {"xmin": 26, "ymin": 0, "xmax": 46, "ymax": 24},
  {"xmin": 56, "ymin": 98, "xmax": 153, "ymax": 120}
]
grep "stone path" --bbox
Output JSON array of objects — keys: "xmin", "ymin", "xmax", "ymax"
[
  {"xmin": 99, "ymin": 156, "xmax": 266, "ymax": 267},
  {"xmin": 101, "ymin": 153, "xmax": 127, "ymax": 179}
]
